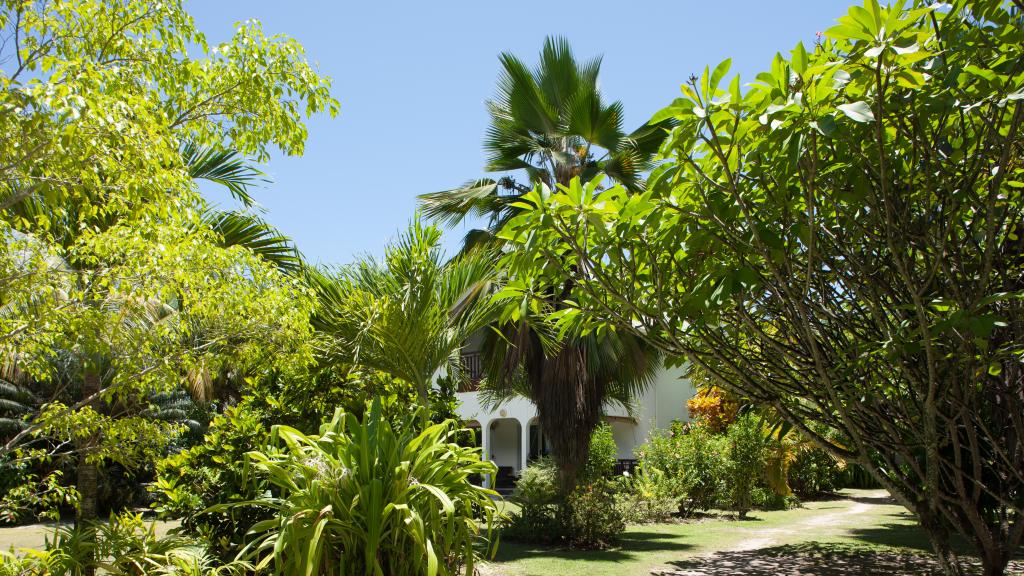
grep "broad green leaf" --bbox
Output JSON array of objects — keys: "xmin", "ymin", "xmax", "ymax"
[{"xmin": 837, "ymin": 101, "xmax": 875, "ymax": 122}]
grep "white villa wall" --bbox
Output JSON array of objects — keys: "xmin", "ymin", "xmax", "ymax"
[
  {"xmin": 608, "ymin": 419, "xmax": 639, "ymax": 460},
  {"xmin": 454, "ymin": 364, "xmax": 695, "ymax": 484}
]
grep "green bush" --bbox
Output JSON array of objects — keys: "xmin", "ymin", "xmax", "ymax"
[
  {"xmin": 503, "ymin": 457, "xmax": 562, "ymax": 543},
  {"xmin": 788, "ymin": 445, "xmax": 844, "ymax": 498},
  {"xmin": 616, "ymin": 467, "xmax": 679, "ymax": 523},
  {"xmin": 634, "ymin": 421, "xmax": 687, "ymax": 480},
  {"xmin": 233, "ymin": 400, "xmax": 498, "ymax": 576},
  {"xmin": 562, "ymin": 479, "xmax": 625, "ymax": 548},
  {"xmin": 503, "ymin": 425, "xmax": 628, "ymax": 548},
  {"xmin": 723, "ymin": 414, "xmax": 769, "ymax": 518},
  {"xmin": 151, "ymin": 403, "xmax": 273, "ymax": 560},
  {"xmin": 582, "ymin": 422, "xmax": 617, "ymax": 481},
  {"xmin": 677, "ymin": 426, "xmax": 727, "ymax": 515}
]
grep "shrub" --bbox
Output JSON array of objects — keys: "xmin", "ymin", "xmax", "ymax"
[
  {"xmin": 677, "ymin": 426, "xmax": 727, "ymax": 515},
  {"xmin": 582, "ymin": 422, "xmax": 617, "ymax": 481},
  {"xmin": 503, "ymin": 457, "xmax": 562, "ymax": 543},
  {"xmin": 723, "ymin": 414, "xmax": 768, "ymax": 518},
  {"xmin": 561, "ymin": 479, "xmax": 625, "ymax": 548},
  {"xmin": 685, "ymin": 385, "xmax": 739, "ymax": 433},
  {"xmin": 634, "ymin": 421, "xmax": 686, "ymax": 480},
  {"xmin": 503, "ymin": 425, "xmax": 627, "ymax": 547},
  {"xmin": 788, "ymin": 445, "xmax": 843, "ymax": 498},
  {"xmin": 151, "ymin": 402, "xmax": 273, "ymax": 560},
  {"xmin": 616, "ymin": 467, "xmax": 679, "ymax": 524},
  {"xmin": 234, "ymin": 400, "xmax": 498, "ymax": 576}
]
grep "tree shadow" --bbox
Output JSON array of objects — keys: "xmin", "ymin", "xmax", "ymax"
[
  {"xmin": 845, "ymin": 493, "xmax": 899, "ymax": 506},
  {"xmin": 662, "ymin": 542, "xmax": 951, "ymax": 575},
  {"xmin": 492, "ymin": 530, "xmax": 694, "ymax": 563}
]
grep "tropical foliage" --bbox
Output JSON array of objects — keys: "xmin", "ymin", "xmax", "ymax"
[
  {"xmin": 491, "ymin": 1, "xmax": 1024, "ymax": 573},
  {"xmin": 308, "ymin": 220, "xmax": 496, "ymax": 413},
  {"xmin": 503, "ymin": 424, "xmax": 626, "ymax": 548},
  {"xmin": 231, "ymin": 401, "xmax": 498, "ymax": 576}
]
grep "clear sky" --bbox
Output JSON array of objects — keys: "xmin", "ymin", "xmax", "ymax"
[{"xmin": 186, "ymin": 1, "xmax": 852, "ymax": 265}]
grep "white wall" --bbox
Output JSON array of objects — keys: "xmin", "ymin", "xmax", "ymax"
[
  {"xmin": 608, "ymin": 419, "xmax": 639, "ymax": 460},
  {"xmin": 632, "ymin": 365, "xmax": 694, "ymax": 449},
  {"xmin": 488, "ymin": 418, "xmax": 522, "ymax": 472},
  {"xmin": 454, "ymin": 364, "xmax": 696, "ymax": 465}
]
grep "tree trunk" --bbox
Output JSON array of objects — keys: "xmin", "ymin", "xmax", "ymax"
[
  {"xmin": 979, "ymin": 538, "xmax": 1010, "ymax": 576},
  {"xmin": 76, "ymin": 368, "xmax": 101, "ymax": 576}
]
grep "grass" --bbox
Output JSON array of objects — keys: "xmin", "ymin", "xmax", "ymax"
[
  {"xmin": 482, "ymin": 489, "xmax": 939, "ymax": 576},
  {"xmin": 0, "ymin": 519, "xmax": 181, "ymax": 552}
]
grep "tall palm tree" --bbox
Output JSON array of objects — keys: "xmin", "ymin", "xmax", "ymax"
[
  {"xmin": 419, "ymin": 37, "xmax": 668, "ymax": 492},
  {"xmin": 419, "ymin": 36, "xmax": 672, "ymax": 251},
  {"xmin": 308, "ymin": 220, "xmax": 497, "ymax": 420}
]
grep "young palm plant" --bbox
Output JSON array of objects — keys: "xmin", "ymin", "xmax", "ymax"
[
  {"xmin": 232, "ymin": 400, "xmax": 499, "ymax": 576},
  {"xmin": 308, "ymin": 220, "xmax": 497, "ymax": 415},
  {"xmin": 418, "ymin": 37, "xmax": 665, "ymax": 492}
]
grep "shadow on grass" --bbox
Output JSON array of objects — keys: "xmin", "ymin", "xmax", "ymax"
[
  {"xmin": 662, "ymin": 542, "xmax": 948, "ymax": 575},
  {"xmin": 492, "ymin": 531, "xmax": 694, "ymax": 563},
  {"xmin": 846, "ymin": 510, "xmax": 980, "ymax": 557},
  {"xmin": 846, "ymin": 493, "xmax": 899, "ymax": 506},
  {"xmin": 848, "ymin": 519, "xmax": 935, "ymax": 553}
]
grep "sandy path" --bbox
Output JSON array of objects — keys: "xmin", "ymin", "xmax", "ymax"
[{"xmin": 723, "ymin": 495, "xmax": 880, "ymax": 552}]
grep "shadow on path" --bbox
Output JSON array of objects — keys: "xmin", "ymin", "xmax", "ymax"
[
  {"xmin": 659, "ymin": 542, "xmax": 1023, "ymax": 576},
  {"xmin": 493, "ymin": 530, "xmax": 694, "ymax": 563}
]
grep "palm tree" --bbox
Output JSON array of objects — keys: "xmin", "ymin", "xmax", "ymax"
[
  {"xmin": 418, "ymin": 37, "xmax": 668, "ymax": 492},
  {"xmin": 419, "ymin": 36, "xmax": 672, "ymax": 251},
  {"xmin": 308, "ymin": 220, "xmax": 496, "ymax": 419}
]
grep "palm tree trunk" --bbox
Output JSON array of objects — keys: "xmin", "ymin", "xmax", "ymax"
[
  {"xmin": 529, "ymin": 343, "xmax": 605, "ymax": 497},
  {"xmin": 76, "ymin": 368, "xmax": 101, "ymax": 576}
]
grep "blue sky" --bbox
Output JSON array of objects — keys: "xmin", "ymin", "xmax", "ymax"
[{"xmin": 186, "ymin": 1, "xmax": 852, "ymax": 265}]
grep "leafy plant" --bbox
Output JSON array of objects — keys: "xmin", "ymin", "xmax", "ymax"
[
  {"xmin": 616, "ymin": 467, "xmax": 679, "ymax": 524},
  {"xmin": 504, "ymin": 425, "xmax": 627, "ymax": 547},
  {"xmin": 561, "ymin": 479, "xmax": 625, "ymax": 549},
  {"xmin": 152, "ymin": 403, "xmax": 273, "ymax": 560},
  {"xmin": 503, "ymin": 457, "xmax": 562, "ymax": 543},
  {"xmin": 724, "ymin": 414, "xmax": 769, "ymax": 518},
  {"xmin": 233, "ymin": 400, "xmax": 499, "ymax": 576},
  {"xmin": 582, "ymin": 422, "xmax": 617, "ymax": 482},
  {"xmin": 677, "ymin": 426, "xmax": 727, "ymax": 516},
  {"xmin": 0, "ymin": 470, "xmax": 78, "ymax": 524}
]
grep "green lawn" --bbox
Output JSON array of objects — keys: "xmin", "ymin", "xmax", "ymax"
[{"xmin": 481, "ymin": 489, "xmax": 967, "ymax": 576}]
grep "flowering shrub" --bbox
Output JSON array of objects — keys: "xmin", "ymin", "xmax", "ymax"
[{"xmin": 686, "ymin": 386, "xmax": 739, "ymax": 433}]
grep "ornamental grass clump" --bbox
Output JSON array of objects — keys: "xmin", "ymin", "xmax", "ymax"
[{"xmin": 232, "ymin": 400, "xmax": 499, "ymax": 576}]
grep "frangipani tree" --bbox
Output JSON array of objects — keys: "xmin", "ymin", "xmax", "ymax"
[{"xmin": 495, "ymin": 2, "xmax": 1024, "ymax": 574}]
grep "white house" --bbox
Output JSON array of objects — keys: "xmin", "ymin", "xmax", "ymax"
[{"xmin": 454, "ymin": 348, "xmax": 695, "ymax": 490}]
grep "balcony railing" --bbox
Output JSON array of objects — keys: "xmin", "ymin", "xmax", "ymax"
[{"xmin": 459, "ymin": 352, "xmax": 483, "ymax": 392}]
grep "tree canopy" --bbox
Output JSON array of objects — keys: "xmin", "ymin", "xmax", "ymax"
[{"xmin": 495, "ymin": 1, "xmax": 1024, "ymax": 574}]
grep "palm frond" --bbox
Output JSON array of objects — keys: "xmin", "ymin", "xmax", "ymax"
[
  {"xmin": 202, "ymin": 210, "xmax": 303, "ymax": 274},
  {"xmin": 417, "ymin": 180, "xmax": 500, "ymax": 228},
  {"xmin": 182, "ymin": 143, "xmax": 267, "ymax": 208}
]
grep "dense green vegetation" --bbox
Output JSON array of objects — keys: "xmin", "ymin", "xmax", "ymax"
[
  {"xmin": 495, "ymin": 1, "xmax": 1024, "ymax": 574},
  {"xmin": 0, "ymin": 0, "xmax": 1021, "ymax": 575}
]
